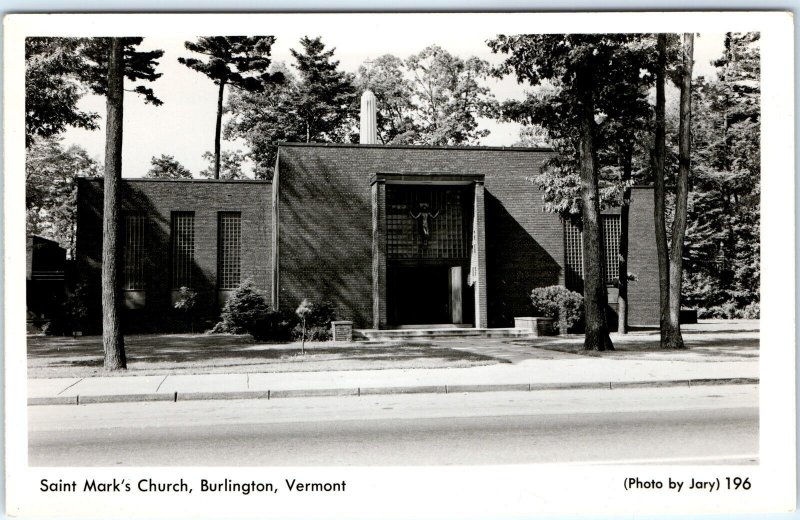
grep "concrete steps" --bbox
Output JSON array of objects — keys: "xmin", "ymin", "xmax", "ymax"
[{"xmin": 353, "ymin": 327, "xmax": 540, "ymax": 340}]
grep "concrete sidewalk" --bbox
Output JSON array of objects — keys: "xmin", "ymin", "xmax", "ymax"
[{"xmin": 28, "ymin": 355, "xmax": 759, "ymax": 406}]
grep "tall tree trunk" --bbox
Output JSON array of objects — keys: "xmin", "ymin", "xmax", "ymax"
[
  {"xmin": 617, "ymin": 144, "xmax": 632, "ymax": 334},
  {"xmin": 577, "ymin": 63, "xmax": 613, "ymax": 351},
  {"xmin": 652, "ymin": 34, "xmax": 673, "ymax": 349},
  {"xmin": 102, "ymin": 38, "xmax": 126, "ymax": 370},
  {"xmin": 213, "ymin": 79, "xmax": 226, "ymax": 180},
  {"xmin": 666, "ymin": 33, "xmax": 694, "ymax": 350}
]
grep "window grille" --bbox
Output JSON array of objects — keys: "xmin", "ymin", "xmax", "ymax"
[
  {"xmin": 564, "ymin": 215, "xmax": 621, "ymax": 292},
  {"xmin": 386, "ymin": 186, "xmax": 466, "ymax": 259},
  {"xmin": 218, "ymin": 212, "xmax": 241, "ymax": 290},
  {"xmin": 602, "ymin": 215, "xmax": 621, "ymax": 282},
  {"xmin": 171, "ymin": 212, "xmax": 195, "ymax": 289},
  {"xmin": 123, "ymin": 213, "xmax": 146, "ymax": 290},
  {"xmin": 564, "ymin": 220, "xmax": 584, "ymax": 292}
]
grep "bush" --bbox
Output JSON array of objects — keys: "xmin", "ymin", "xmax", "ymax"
[
  {"xmin": 292, "ymin": 300, "xmax": 335, "ymax": 342},
  {"xmin": 530, "ymin": 285, "xmax": 584, "ymax": 334},
  {"xmin": 250, "ymin": 308, "xmax": 296, "ymax": 341},
  {"xmin": 216, "ymin": 280, "xmax": 270, "ymax": 334}
]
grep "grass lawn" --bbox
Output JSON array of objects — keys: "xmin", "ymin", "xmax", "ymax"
[
  {"xmin": 27, "ymin": 333, "xmax": 505, "ymax": 378},
  {"xmin": 510, "ymin": 320, "xmax": 760, "ymax": 361}
]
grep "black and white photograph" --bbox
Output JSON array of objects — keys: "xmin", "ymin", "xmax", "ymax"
[{"xmin": 5, "ymin": 11, "xmax": 795, "ymax": 518}]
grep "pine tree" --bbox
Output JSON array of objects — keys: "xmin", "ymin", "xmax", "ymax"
[
  {"xmin": 179, "ymin": 37, "xmax": 282, "ymax": 179},
  {"xmin": 290, "ymin": 36, "xmax": 358, "ymax": 143}
]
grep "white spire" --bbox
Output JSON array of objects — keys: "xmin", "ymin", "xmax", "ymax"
[{"xmin": 360, "ymin": 89, "xmax": 377, "ymax": 145}]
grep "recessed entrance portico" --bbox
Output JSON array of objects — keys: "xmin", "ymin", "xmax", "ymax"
[{"xmin": 371, "ymin": 172, "xmax": 487, "ymax": 330}]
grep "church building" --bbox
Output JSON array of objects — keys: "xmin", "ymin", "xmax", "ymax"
[{"xmin": 75, "ymin": 92, "xmax": 659, "ymax": 333}]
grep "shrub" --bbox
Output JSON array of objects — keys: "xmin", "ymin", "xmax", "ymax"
[
  {"xmin": 216, "ymin": 280, "xmax": 270, "ymax": 334},
  {"xmin": 530, "ymin": 285, "xmax": 584, "ymax": 334},
  {"xmin": 741, "ymin": 301, "xmax": 760, "ymax": 319},
  {"xmin": 173, "ymin": 286, "xmax": 198, "ymax": 332},
  {"xmin": 250, "ymin": 308, "xmax": 296, "ymax": 342}
]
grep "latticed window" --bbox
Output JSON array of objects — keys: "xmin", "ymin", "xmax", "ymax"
[
  {"xmin": 386, "ymin": 186, "xmax": 467, "ymax": 259},
  {"xmin": 564, "ymin": 220, "xmax": 584, "ymax": 292},
  {"xmin": 564, "ymin": 215, "xmax": 621, "ymax": 292},
  {"xmin": 602, "ymin": 215, "xmax": 621, "ymax": 282},
  {"xmin": 123, "ymin": 213, "xmax": 146, "ymax": 290},
  {"xmin": 217, "ymin": 212, "xmax": 241, "ymax": 290},
  {"xmin": 171, "ymin": 212, "xmax": 195, "ymax": 289}
]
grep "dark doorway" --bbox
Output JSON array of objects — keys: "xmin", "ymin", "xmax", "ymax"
[{"xmin": 388, "ymin": 265, "xmax": 451, "ymax": 325}]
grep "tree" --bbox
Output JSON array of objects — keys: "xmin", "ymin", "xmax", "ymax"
[
  {"xmin": 25, "ymin": 38, "xmax": 99, "ymax": 147},
  {"xmin": 179, "ymin": 37, "xmax": 282, "ymax": 179},
  {"xmin": 406, "ymin": 45, "xmax": 498, "ymax": 145},
  {"xmin": 26, "ymin": 138, "xmax": 101, "ymax": 255},
  {"xmin": 226, "ymin": 62, "xmax": 299, "ymax": 180},
  {"xmin": 145, "ymin": 154, "xmax": 192, "ymax": 179},
  {"xmin": 666, "ymin": 33, "xmax": 694, "ymax": 349},
  {"xmin": 225, "ymin": 37, "xmax": 359, "ymax": 179},
  {"xmin": 290, "ymin": 36, "xmax": 358, "ymax": 143},
  {"xmin": 490, "ymin": 34, "xmax": 659, "ymax": 350},
  {"xmin": 199, "ymin": 150, "xmax": 248, "ymax": 179},
  {"xmin": 684, "ymin": 33, "xmax": 760, "ymax": 318},
  {"xmin": 88, "ymin": 37, "xmax": 163, "ymax": 370},
  {"xmin": 101, "ymin": 38, "xmax": 127, "ymax": 370},
  {"xmin": 651, "ymin": 33, "xmax": 694, "ymax": 349},
  {"xmin": 355, "ymin": 54, "xmax": 418, "ymax": 144},
  {"xmin": 498, "ymin": 38, "xmax": 654, "ymax": 334}
]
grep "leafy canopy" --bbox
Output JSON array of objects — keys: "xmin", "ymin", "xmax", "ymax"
[{"xmin": 145, "ymin": 154, "xmax": 192, "ymax": 179}]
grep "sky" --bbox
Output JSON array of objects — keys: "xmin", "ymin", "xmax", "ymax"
[{"xmin": 60, "ymin": 28, "xmax": 726, "ymax": 178}]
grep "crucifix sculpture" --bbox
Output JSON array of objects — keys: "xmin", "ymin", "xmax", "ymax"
[{"xmin": 410, "ymin": 202, "xmax": 440, "ymax": 246}]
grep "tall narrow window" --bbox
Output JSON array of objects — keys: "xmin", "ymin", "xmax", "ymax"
[
  {"xmin": 564, "ymin": 214, "xmax": 621, "ymax": 292},
  {"xmin": 564, "ymin": 220, "xmax": 584, "ymax": 292},
  {"xmin": 218, "ymin": 212, "xmax": 241, "ymax": 290},
  {"xmin": 123, "ymin": 212, "xmax": 146, "ymax": 290},
  {"xmin": 171, "ymin": 212, "xmax": 195, "ymax": 289},
  {"xmin": 602, "ymin": 215, "xmax": 621, "ymax": 282}
]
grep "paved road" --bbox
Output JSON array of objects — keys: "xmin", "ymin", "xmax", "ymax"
[{"xmin": 29, "ymin": 385, "xmax": 758, "ymax": 466}]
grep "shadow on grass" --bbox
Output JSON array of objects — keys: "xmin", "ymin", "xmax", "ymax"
[{"xmin": 28, "ymin": 334, "xmax": 502, "ymax": 371}]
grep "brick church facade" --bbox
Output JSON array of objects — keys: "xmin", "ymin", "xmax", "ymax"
[
  {"xmin": 75, "ymin": 91, "xmax": 659, "ymax": 333},
  {"xmin": 75, "ymin": 143, "xmax": 659, "ymax": 333}
]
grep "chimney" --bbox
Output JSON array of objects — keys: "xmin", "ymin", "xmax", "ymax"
[{"xmin": 360, "ymin": 89, "xmax": 377, "ymax": 144}]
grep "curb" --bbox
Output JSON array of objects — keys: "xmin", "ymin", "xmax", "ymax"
[{"xmin": 27, "ymin": 377, "xmax": 759, "ymax": 406}]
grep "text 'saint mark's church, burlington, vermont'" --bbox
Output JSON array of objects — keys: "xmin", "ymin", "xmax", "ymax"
[{"xmin": 75, "ymin": 90, "xmax": 660, "ymax": 334}]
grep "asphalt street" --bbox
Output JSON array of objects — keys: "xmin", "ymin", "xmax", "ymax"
[{"xmin": 29, "ymin": 385, "xmax": 758, "ymax": 466}]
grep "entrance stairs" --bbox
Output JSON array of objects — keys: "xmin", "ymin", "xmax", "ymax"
[{"xmin": 353, "ymin": 325, "xmax": 540, "ymax": 341}]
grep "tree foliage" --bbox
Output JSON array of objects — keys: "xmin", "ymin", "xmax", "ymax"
[
  {"xmin": 290, "ymin": 36, "xmax": 359, "ymax": 143},
  {"xmin": 25, "ymin": 38, "xmax": 100, "ymax": 147},
  {"xmin": 26, "ymin": 137, "xmax": 101, "ymax": 255},
  {"xmin": 355, "ymin": 54, "xmax": 418, "ymax": 144},
  {"xmin": 225, "ymin": 37, "xmax": 358, "ymax": 179},
  {"xmin": 406, "ymin": 45, "xmax": 498, "ymax": 145},
  {"xmin": 145, "ymin": 154, "xmax": 192, "ymax": 179},
  {"xmin": 199, "ymin": 150, "xmax": 248, "ymax": 179},
  {"xmin": 684, "ymin": 33, "xmax": 760, "ymax": 318}
]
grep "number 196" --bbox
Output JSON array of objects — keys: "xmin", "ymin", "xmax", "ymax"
[{"xmin": 726, "ymin": 477, "xmax": 751, "ymax": 490}]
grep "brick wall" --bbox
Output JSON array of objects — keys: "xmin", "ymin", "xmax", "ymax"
[
  {"xmin": 276, "ymin": 144, "xmax": 562, "ymax": 328},
  {"xmin": 626, "ymin": 186, "xmax": 660, "ymax": 327},
  {"xmin": 76, "ymin": 178, "xmax": 272, "ymax": 333}
]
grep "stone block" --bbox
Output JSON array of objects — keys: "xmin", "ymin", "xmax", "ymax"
[
  {"xmin": 514, "ymin": 316, "xmax": 556, "ymax": 336},
  {"xmin": 331, "ymin": 320, "xmax": 353, "ymax": 342}
]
